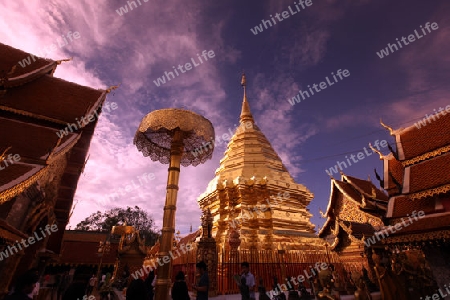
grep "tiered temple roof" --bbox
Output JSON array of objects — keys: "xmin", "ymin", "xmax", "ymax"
[
  {"xmin": 377, "ymin": 115, "xmax": 450, "ymax": 242},
  {"xmin": 0, "ymin": 42, "xmax": 111, "ymax": 292},
  {"xmin": 321, "ymin": 112, "xmax": 450, "ymax": 248}
]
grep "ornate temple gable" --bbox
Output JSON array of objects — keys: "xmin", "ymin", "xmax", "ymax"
[
  {"xmin": 323, "ymin": 178, "xmax": 384, "ymax": 226},
  {"xmin": 319, "ymin": 176, "xmax": 384, "ymax": 256},
  {"xmin": 197, "ymin": 75, "xmax": 320, "ymax": 250}
]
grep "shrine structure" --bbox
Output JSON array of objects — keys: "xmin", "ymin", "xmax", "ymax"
[
  {"xmin": 318, "ymin": 174, "xmax": 388, "ymax": 282},
  {"xmin": 197, "ymin": 74, "xmax": 324, "ymax": 251}
]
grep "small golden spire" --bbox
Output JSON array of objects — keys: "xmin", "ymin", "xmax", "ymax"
[
  {"xmin": 239, "ymin": 73, "xmax": 254, "ymax": 125},
  {"xmin": 241, "ymin": 73, "xmax": 247, "ymax": 87}
]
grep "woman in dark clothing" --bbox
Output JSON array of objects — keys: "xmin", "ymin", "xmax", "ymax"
[
  {"xmin": 126, "ymin": 278, "xmax": 147, "ymax": 300},
  {"xmin": 5, "ymin": 272, "xmax": 39, "ymax": 300},
  {"xmin": 62, "ymin": 273, "xmax": 87, "ymax": 300},
  {"xmin": 145, "ymin": 271, "xmax": 155, "ymax": 300},
  {"xmin": 238, "ymin": 277, "xmax": 250, "ymax": 300},
  {"xmin": 171, "ymin": 271, "xmax": 190, "ymax": 300}
]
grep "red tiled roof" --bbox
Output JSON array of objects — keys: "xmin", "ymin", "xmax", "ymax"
[
  {"xmin": 59, "ymin": 231, "xmax": 120, "ymax": 265},
  {"xmin": 409, "ymin": 152, "xmax": 450, "ymax": 193},
  {"xmin": 334, "ymin": 180, "xmax": 363, "ymax": 203},
  {"xmin": 60, "ymin": 240, "xmax": 118, "ymax": 265},
  {"xmin": 343, "ymin": 174, "xmax": 389, "ymax": 202},
  {"xmin": 0, "ymin": 43, "xmax": 57, "ymax": 87},
  {"xmin": 0, "ymin": 118, "xmax": 75, "ymax": 160},
  {"xmin": 1, "ymin": 75, "xmax": 104, "ymax": 124},
  {"xmin": 387, "ymin": 212, "xmax": 450, "ymax": 236},
  {"xmin": 397, "ymin": 113, "xmax": 450, "ymax": 160},
  {"xmin": 390, "ymin": 195, "xmax": 436, "ymax": 218}
]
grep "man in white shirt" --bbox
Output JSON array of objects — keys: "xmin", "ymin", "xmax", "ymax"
[{"xmin": 241, "ymin": 262, "xmax": 256, "ymax": 300}]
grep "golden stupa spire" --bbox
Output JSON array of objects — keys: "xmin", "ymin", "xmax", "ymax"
[{"xmin": 240, "ymin": 73, "xmax": 255, "ymax": 124}]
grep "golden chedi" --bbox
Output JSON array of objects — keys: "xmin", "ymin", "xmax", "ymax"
[{"xmin": 197, "ymin": 75, "xmax": 323, "ymax": 250}]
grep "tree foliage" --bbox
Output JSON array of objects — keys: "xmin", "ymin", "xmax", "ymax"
[{"xmin": 75, "ymin": 206, "xmax": 159, "ymax": 246}]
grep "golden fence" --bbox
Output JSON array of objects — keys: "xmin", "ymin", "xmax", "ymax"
[{"xmin": 171, "ymin": 248, "xmax": 350, "ymax": 295}]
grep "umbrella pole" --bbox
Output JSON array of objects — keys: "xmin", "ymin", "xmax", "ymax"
[{"xmin": 155, "ymin": 130, "xmax": 183, "ymax": 300}]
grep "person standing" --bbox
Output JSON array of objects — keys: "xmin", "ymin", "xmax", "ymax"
[
  {"xmin": 126, "ymin": 278, "xmax": 147, "ymax": 300},
  {"xmin": 86, "ymin": 274, "xmax": 96, "ymax": 296},
  {"xmin": 240, "ymin": 262, "xmax": 255, "ymax": 300},
  {"xmin": 144, "ymin": 270, "xmax": 155, "ymax": 300},
  {"xmin": 171, "ymin": 271, "xmax": 190, "ymax": 300},
  {"xmin": 99, "ymin": 273, "xmax": 106, "ymax": 290},
  {"xmin": 192, "ymin": 261, "xmax": 208, "ymax": 300},
  {"xmin": 62, "ymin": 272, "xmax": 88, "ymax": 300},
  {"xmin": 5, "ymin": 272, "xmax": 39, "ymax": 300},
  {"xmin": 238, "ymin": 277, "xmax": 250, "ymax": 300},
  {"xmin": 26, "ymin": 269, "xmax": 40, "ymax": 300},
  {"xmin": 57, "ymin": 272, "xmax": 70, "ymax": 300}
]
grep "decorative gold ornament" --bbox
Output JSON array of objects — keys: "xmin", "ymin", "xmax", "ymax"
[{"xmin": 402, "ymin": 144, "xmax": 450, "ymax": 167}]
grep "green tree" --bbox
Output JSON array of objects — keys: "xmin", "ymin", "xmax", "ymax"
[{"xmin": 75, "ymin": 206, "xmax": 159, "ymax": 246}]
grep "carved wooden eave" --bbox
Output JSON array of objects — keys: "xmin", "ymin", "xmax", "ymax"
[
  {"xmin": 331, "ymin": 220, "xmax": 341, "ymax": 249},
  {"xmin": 2, "ymin": 58, "xmax": 57, "ymax": 88},
  {"xmin": 408, "ymin": 183, "xmax": 450, "ymax": 201},
  {"xmin": 402, "ymin": 144, "xmax": 450, "ymax": 167},
  {"xmin": 381, "ymin": 229, "xmax": 450, "ymax": 244},
  {"xmin": 323, "ymin": 179, "xmax": 338, "ymax": 218},
  {"xmin": 318, "ymin": 217, "xmax": 333, "ymax": 237},
  {"xmin": 339, "ymin": 220, "xmax": 365, "ymax": 246},
  {"xmin": 0, "ymin": 166, "xmax": 48, "ymax": 204},
  {"xmin": 0, "ymin": 218, "xmax": 27, "ymax": 242}
]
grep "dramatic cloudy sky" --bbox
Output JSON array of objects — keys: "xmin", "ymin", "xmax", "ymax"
[{"xmin": 2, "ymin": 0, "xmax": 449, "ymax": 235}]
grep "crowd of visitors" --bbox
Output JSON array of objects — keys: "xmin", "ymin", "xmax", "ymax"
[{"xmin": 4, "ymin": 260, "xmax": 326, "ymax": 300}]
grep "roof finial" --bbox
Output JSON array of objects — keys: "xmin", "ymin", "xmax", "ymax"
[
  {"xmin": 380, "ymin": 119, "xmax": 394, "ymax": 135},
  {"xmin": 241, "ymin": 73, "xmax": 247, "ymax": 87},
  {"xmin": 239, "ymin": 73, "xmax": 254, "ymax": 125},
  {"xmin": 369, "ymin": 143, "xmax": 384, "ymax": 159}
]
